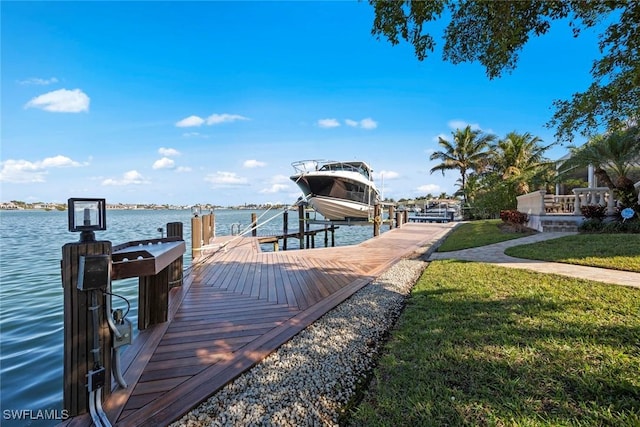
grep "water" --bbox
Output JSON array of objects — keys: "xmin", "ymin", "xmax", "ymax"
[{"xmin": 0, "ymin": 208, "xmax": 381, "ymax": 426}]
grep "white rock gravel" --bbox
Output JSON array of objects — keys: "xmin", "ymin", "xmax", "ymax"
[{"xmin": 170, "ymin": 251, "xmax": 431, "ymax": 427}]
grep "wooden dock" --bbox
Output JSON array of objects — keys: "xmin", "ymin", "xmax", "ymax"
[{"xmin": 65, "ymin": 222, "xmax": 454, "ymax": 426}]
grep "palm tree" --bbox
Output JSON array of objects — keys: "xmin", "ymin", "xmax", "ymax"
[
  {"xmin": 559, "ymin": 126, "xmax": 640, "ymax": 208},
  {"xmin": 491, "ymin": 132, "xmax": 555, "ymax": 195},
  {"xmin": 430, "ymin": 125, "xmax": 496, "ymax": 203},
  {"xmin": 455, "ymin": 173, "xmax": 483, "ymax": 203}
]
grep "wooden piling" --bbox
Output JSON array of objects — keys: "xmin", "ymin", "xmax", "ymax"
[
  {"xmin": 305, "ymin": 212, "xmax": 311, "ymax": 248},
  {"xmin": 298, "ymin": 205, "xmax": 305, "ymax": 249},
  {"xmin": 251, "ymin": 213, "xmax": 258, "ymax": 237},
  {"xmin": 283, "ymin": 210, "xmax": 288, "ymax": 251},
  {"xmin": 395, "ymin": 210, "xmax": 403, "ymax": 228},
  {"xmin": 202, "ymin": 213, "xmax": 213, "ymax": 244},
  {"xmin": 331, "ymin": 225, "xmax": 336, "ymax": 247},
  {"xmin": 388, "ymin": 205, "xmax": 395, "ymax": 229},
  {"xmin": 166, "ymin": 222, "xmax": 183, "ymax": 288},
  {"xmin": 373, "ymin": 204, "xmax": 381, "ymax": 237},
  {"xmin": 324, "ymin": 225, "xmax": 328, "ymax": 247},
  {"xmin": 61, "ymin": 240, "xmax": 112, "ymax": 417},
  {"xmin": 138, "ymin": 268, "xmax": 169, "ymax": 330},
  {"xmin": 191, "ymin": 215, "xmax": 202, "ymax": 260}
]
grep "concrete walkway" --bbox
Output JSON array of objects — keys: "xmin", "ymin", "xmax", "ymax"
[{"xmin": 427, "ymin": 232, "xmax": 640, "ymax": 289}]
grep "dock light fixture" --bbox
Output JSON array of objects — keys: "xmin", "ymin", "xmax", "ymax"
[
  {"xmin": 191, "ymin": 205, "xmax": 201, "ymax": 217},
  {"xmin": 68, "ymin": 198, "xmax": 106, "ymax": 242}
]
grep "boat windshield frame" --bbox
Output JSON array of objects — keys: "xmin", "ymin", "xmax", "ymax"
[{"xmin": 291, "ymin": 160, "xmax": 372, "ymax": 181}]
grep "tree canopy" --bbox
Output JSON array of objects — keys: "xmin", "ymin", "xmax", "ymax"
[{"xmin": 369, "ymin": 0, "xmax": 640, "ymax": 141}]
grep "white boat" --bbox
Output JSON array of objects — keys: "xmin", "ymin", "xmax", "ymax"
[{"xmin": 290, "ymin": 160, "xmax": 381, "ymax": 221}]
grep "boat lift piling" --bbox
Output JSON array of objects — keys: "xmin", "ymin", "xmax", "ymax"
[{"xmin": 189, "ymin": 207, "xmax": 341, "ymax": 256}]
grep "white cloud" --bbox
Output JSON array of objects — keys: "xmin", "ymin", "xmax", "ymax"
[
  {"xmin": 0, "ymin": 155, "xmax": 83, "ymax": 183},
  {"xmin": 317, "ymin": 118, "xmax": 340, "ymax": 128},
  {"xmin": 206, "ymin": 113, "xmax": 249, "ymax": 125},
  {"xmin": 182, "ymin": 132, "xmax": 208, "ymax": 138},
  {"xmin": 176, "ymin": 166, "xmax": 192, "ymax": 173},
  {"xmin": 177, "ymin": 113, "xmax": 249, "ymax": 127},
  {"xmin": 25, "ymin": 88, "xmax": 90, "ymax": 113},
  {"xmin": 41, "ymin": 155, "xmax": 83, "ymax": 168},
  {"xmin": 360, "ymin": 118, "xmax": 378, "ymax": 130},
  {"xmin": 18, "ymin": 77, "xmax": 59, "ymax": 85},
  {"xmin": 102, "ymin": 170, "xmax": 149, "ymax": 186},
  {"xmin": 343, "ymin": 118, "xmax": 378, "ymax": 129},
  {"xmin": 259, "ymin": 183, "xmax": 289, "ymax": 194},
  {"xmin": 176, "ymin": 115, "xmax": 205, "ymax": 127},
  {"xmin": 259, "ymin": 174, "xmax": 292, "ymax": 193},
  {"xmin": 243, "ymin": 159, "xmax": 266, "ymax": 168},
  {"xmin": 417, "ymin": 183, "xmax": 441, "ymax": 193},
  {"xmin": 447, "ymin": 120, "xmax": 480, "ymax": 131},
  {"xmin": 152, "ymin": 157, "xmax": 175, "ymax": 170},
  {"xmin": 159, "ymin": 147, "xmax": 180, "ymax": 157},
  {"xmin": 204, "ymin": 171, "xmax": 248, "ymax": 186}
]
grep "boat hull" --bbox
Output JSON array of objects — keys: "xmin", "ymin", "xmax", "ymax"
[{"xmin": 307, "ymin": 196, "xmax": 374, "ymax": 221}]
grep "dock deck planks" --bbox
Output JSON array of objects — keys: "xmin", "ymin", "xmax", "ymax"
[{"xmin": 65, "ymin": 223, "xmax": 453, "ymax": 427}]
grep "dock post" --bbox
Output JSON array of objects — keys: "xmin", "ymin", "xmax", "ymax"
[
  {"xmin": 331, "ymin": 225, "xmax": 336, "ymax": 247},
  {"xmin": 324, "ymin": 225, "xmax": 328, "ymax": 247},
  {"xmin": 201, "ymin": 213, "xmax": 211, "ymax": 245},
  {"xmin": 395, "ymin": 211, "xmax": 403, "ymax": 228},
  {"xmin": 211, "ymin": 210, "xmax": 216, "ymax": 238},
  {"xmin": 61, "ymin": 239, "xmax": 113, "ymax": 417},
  {"xmin": 373, "ymin": 204, "xmax": 381, "ymax": 237},
  {"xmin": 191, "ymin": 214, "xmax": 202, "ymax": 261},
  {"xmin": 251, "ymin": 213, "xmax": 258, "ymax": 237},
  {"xmin": 138, "ymin": 268, "xmax": 169, "ymax": 330},
  {"xmin": 388, "ymin": 205, "xmax": 395, "ymax": 229},
  {"xmin": 283, "ymin": 210, "xmax": 288, "ymax": 250},
  {"xmin": 305, "ymin": 212, "xmax": 311, "ymax": 248},
  {"xmin": 298, "ymin": 205, "xmax": 305, "ymax": 249},
  {"xmin": 403, "ymin": 210, "xmax": 409, "ymax": 225},
  {"xmin": 167, "ymin": 222, "xmax": 183, "ymax": 288}
]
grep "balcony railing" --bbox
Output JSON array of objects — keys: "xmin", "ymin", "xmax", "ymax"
[{"xmin": 517, "ymin": 187, "xmax": 616, "ymax": 216}]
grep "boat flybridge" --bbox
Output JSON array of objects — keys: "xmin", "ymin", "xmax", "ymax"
[{"xmin": 290, "ymin": 160, "xmax": 381, "ymax": 221}]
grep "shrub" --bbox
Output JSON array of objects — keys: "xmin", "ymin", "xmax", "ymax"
[
  {"xmin": 579, "ymin": 219, "xmax": 604, "ymax": 232},
  {"xmin": 579, "ymin": 218, "xmax": 640, "ymax": 233},
  {"xmin": 602, "ymin": 219, "xmax": 640, "ymax": 234},
  {"xmin": 499, "ymin": 209, "xmax": 528, "ymax": 224},
  {"xmin": 580, "ymin": 204, "xmax": 607, "ymax": 221}
]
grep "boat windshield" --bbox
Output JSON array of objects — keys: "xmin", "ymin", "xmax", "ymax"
[{"xmin": 319, "ymin": 162, "xmax": 370, "ymax": 180}]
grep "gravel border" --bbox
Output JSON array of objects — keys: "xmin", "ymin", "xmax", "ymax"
[{"xmin": 170, "ymin": 250, "xmax": 432, "ymax": 427}]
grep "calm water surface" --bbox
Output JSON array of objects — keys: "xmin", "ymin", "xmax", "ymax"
[{"xmin": 0, "ymin": 208, "xmax": 380, "ymax": 426}]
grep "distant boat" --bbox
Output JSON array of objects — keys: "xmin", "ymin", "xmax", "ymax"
[{"xmin": 290, "ymin": 160, "xmax": 380, "ymax": 221}]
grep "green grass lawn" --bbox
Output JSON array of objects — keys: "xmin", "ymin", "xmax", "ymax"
[
  {"xmin": 347, "ymin": 261, "xmax": 640, "ymax": 426},
  {"xmin": 505, "ymin": 234, "xmax": 640, "ymax": 273},
  {"xmin": 437, "ymin": 219, "xmax": 535, "ymax": 252}
]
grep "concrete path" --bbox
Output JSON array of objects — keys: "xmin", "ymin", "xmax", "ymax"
[{"xmin": 427, "ymin": 232, "xmax": 640, "ymax": 289}]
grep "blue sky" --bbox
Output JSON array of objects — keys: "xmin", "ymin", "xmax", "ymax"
[{"xmin": 1, "ymin": 1, "xmax": 605, "ymax": 206}]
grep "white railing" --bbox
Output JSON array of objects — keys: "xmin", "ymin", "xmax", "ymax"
[
  {"xmin": 517, "ymin": 187, "xmax": 616, "ymax": 216},
  {"xmin": 572, "ymin": 187, "xmax": 615, "ymax": 216},
  {"xmin": 544, "ymin": 194, "xmax": 575, "ymax": 214}
]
